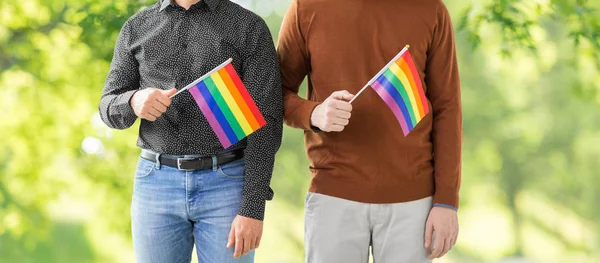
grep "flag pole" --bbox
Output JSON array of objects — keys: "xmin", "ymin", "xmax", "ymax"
[
  {"xmin": 171, "ymin": 58, "xmax": 233, "ymax": 98},
  {"xmin": 349, "ymin": 83, "xmax": 370, "ymax": 104},
  {"xmin": 349, "ymin": 45, "xmax": 410, "ymax": 104}
]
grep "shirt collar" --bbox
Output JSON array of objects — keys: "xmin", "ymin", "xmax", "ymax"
[{"xmin": 159, "ymin": 0, "xmax": 220, "ymax": 12}]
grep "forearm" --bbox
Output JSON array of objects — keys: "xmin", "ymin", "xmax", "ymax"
[
  {"xmin": 431, "ymin": 96, "xmax": 462, "ymax": 208},
  {"xmin": 426, "ymin": 2, "xmax": 462, "ymax": 208},
  {"xmin": 239, "ymin": 116, "xmax": 282, "ymax": 220},
  {"xmin": 99, "ymin": 90, "xmax": 138, "ymax": 129},
  {"xmin": 236, "ymin": 16, "xmax": 284, "ymax": 220},
  {"xmin": 100, "ymin": 19, "xmax": 140, "ymax": 130},
  {"xmin": 278, "ymin": 0, "xmax": 316, "ymax": 131},
  {"xmin": 283, "ymin": 90, "xmax": 320, "ymax": 130}
]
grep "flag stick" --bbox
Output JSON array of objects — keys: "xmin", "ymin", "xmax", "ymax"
[
  {"xmin": 349, "ymin": 45, "xmax": 410, "ymax": 104},
  {"xmin": 349, "ymin": 83, "xmax": 370, "ymax": 104},
  {"xmin": 171, "ymin": 58, "xmax": 233, "ymax": 98}
]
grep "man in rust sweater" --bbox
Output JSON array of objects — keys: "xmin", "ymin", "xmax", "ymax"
[{"xmin": 277, "ymin": 0, "xmax": 461, "ymax": 262}]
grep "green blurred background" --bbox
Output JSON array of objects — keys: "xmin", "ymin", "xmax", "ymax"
[{"xmin": 1, "ymin": 0, "xmax": 599, "ymax": 262}]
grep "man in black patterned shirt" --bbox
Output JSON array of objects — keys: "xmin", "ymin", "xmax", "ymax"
[{"xmin": 99, "ymin": 0, "xmax": 283, "ymax": 262}]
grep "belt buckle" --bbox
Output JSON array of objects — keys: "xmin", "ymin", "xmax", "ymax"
[{"xmin": 177, "ymin": 157, "xmax": 196, "ymax": 171}]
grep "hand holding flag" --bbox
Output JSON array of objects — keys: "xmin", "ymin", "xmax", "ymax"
[
  {"xmin": 310, "ymin": 90, "xmax": 355, "ymax": 132},
  {"xmin": 130, "ymin": 88, "xmax": 177, "ymax": 121}
]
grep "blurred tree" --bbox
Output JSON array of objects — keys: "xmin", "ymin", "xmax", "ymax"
[
  {"xmin": 458, "ymin": 0, "xmax": 600, "ymax": 99},
  {"xmin": 456, "ymin": 1, "xmax": 600, "ymax": 259},
  {"xmin": 459, "ymin": 0, "xmax": 599, "ymax": 58}
]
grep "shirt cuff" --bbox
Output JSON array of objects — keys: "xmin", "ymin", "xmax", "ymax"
[
  {"xmin": 105, "ymin": 90, "xmax": 138, "ymax": 130},
  {"xmin": 433, "ymin": 203, "xmax": 458, "ymax": 211},
  {"xmin": 265, "ymin": 187, "xmax": 274, "ymax": 201},
  {"xmin": 116, "ymin": 90, "xmax": 138, "ymax": 117},
  {"xmin": 238, "ymin": 198, "xmax": 266, "ymax": 221},
  {"xmin": 432, "ymin": 187, "xmax": 459, "ymax": 209}
]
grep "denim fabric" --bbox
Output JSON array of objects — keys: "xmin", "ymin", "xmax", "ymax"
[{"xmin": 131, "ymin": 156, "xmax": 254, "ymax": 263}]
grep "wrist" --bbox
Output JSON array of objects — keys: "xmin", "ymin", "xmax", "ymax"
[
  {"xmin": 433, "ymin": 203, "xmax": 458, "ymax": 211},
  {"xmin": 129, "ymin": 90, "xmax": 139, "ymax": 109},
  {"xmin": 309, "ymin": 103, "xmax": 323, "ymax": 129}
]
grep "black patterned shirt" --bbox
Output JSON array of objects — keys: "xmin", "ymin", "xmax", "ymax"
[{"xmin": 99, "ymin": 0, "xmax": 283, "ymax": 220}]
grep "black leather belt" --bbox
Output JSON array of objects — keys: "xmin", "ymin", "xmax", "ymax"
[{"xmin": 140, "ymin": 149, "xmax": 244, "ymax": 171}]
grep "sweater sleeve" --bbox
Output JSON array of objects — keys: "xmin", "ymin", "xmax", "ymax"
[
  {"xmin": 425, "ymin": 2, "xmax": 462, "ymax": 208},
  {"xmin": 277, "ymin": 0, "xmax": 320, "ymax": 131}
]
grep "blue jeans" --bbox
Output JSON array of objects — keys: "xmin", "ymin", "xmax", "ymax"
[{"xmin": 131, "ymin": 155, "xmax": 254, "ymax": 263}]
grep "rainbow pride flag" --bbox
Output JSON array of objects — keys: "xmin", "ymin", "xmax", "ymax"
[
  {"xmin": 172, "ymin": 59, "xmax": 266, "ymax": 148},
  {"xmin": 368, "ymin": 45, "xmax": 429, "ymax": 136}
]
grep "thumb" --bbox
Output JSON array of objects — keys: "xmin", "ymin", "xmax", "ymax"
[
  {"xmin": 227, "ymin": 227, "xmax": 235, "ymax": 248},
  {"xmin": 161, "ymin": 88, "xmax": 177, "ymax": 97},
  {"xmin": 342, "ymin": 92, "xmax": 355, "ymax": 101},
  {"xmin": 331, "ymin": 90, "xmax": 354, "ymax": 101},
  {"xmin": 424, "ymin": 221, "xmax": 433, "ymax": 248}
]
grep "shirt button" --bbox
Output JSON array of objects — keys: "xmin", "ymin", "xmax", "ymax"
[{"xmin": 182, "ymin": 43, "xmax": 188, "ymax": 49}]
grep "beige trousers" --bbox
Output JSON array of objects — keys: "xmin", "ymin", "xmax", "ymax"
[{"xmin": 305, "ymin": 193, "xmax": 433, "ymax": 263}]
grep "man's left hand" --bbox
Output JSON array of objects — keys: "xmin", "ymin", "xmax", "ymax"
[
  {"xmin": 227, "ymin": 215, "xmax": 263, "ymax": 258},
  {"xmin": 424, "ymin": 206, "xmax": 459, "ymax": 259}
]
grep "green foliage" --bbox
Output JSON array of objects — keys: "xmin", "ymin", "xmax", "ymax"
[
  {"xmin": 459, "ymin": 0, "xmax": 600, "ymax": 56},
  {"xmin": 458, "ymin": 0, "xmax": 600, "ymax": 101},
  {"xmin": 1, "ymin": 0, "xmax": 599, "ymax": 262}
]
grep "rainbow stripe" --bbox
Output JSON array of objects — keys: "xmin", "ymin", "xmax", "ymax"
[
  {"xmin": 370, "ymin": 47, "xmax": 429, "ymax": 136},
  {"xmin": 187, "ymin": 61, "xmax": 266, "ymax": 148}
]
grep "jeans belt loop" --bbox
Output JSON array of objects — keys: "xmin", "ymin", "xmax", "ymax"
[
  {"xmin": 154, "ymin": 153, "xmax": 161, "ymax": 170},
  {"xmin": 212, "ymin": 155, "xmax": 218, "ymax": 172}
]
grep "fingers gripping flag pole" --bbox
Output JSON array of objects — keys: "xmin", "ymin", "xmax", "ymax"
[
  {"xmin": 349, "ymin": 45, "xmax": 430, "ymax": 136},
  {"xmin": 171, "ymin": 58, "xmax": 266, "ymax": 148}
]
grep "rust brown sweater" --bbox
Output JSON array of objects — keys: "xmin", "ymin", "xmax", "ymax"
[{"xmin": 277, "ymin": 0, "xmax": 461, "ymax": 208}]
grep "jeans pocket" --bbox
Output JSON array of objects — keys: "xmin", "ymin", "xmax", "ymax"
[
  {"xmin": 217, "ymin": 158, "xmax": 245, "ymax": 180},
  {"xmin": 135, "ymin": 158, "xmax": 156, "ymax": 178}
]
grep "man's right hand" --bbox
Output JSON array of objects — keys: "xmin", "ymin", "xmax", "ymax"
[
  {"xmin": 310, "ymin": 90, "xmax": 355, "ymax": 132},
  {"xmin": 130, "ymin": 88, "xmax": 177, "ymax": 121}
]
